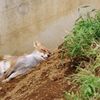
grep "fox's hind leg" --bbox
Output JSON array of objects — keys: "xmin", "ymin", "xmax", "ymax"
[{"xmin": 2, "ymin": 67, "xmax": 29, "ymax": 83}]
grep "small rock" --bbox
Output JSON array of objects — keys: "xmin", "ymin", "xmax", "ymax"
[{"xmin": 0, "ymin": 87, "xmax": 2, "ymax": 90}]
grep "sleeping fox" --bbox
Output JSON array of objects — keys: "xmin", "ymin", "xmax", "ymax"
[{"xmin": 0, "ymin": 40, "xmax": 54, "ymax": 83}]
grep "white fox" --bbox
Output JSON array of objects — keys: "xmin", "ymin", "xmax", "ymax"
[{"xmin": 0, "ymin": 40, "xmax": 53, "ymax": 83}]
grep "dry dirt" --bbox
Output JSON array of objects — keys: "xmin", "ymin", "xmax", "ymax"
[{"xmin": 0, "ymin": 46, "xmax": 76, "ymax": 100}]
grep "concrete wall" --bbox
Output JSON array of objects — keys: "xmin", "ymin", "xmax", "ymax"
[{"xmin": 0, "ymin": 0, "xmax": 100, "ymax": 56}]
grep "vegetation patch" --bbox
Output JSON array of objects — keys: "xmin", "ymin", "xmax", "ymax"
[{"xmin": 63, "ymin": 6, "xmax": 100, "ymax": 100}]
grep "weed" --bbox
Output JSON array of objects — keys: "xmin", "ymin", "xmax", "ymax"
[
  {"xmin": 63, "ymin": 6, "xmax": 100, "ymax": 100},
  {"xmin": 63, "ymin": 6, "xmax": 100, "ymax": 59},
  {"xmin": 64, "ymin": 68, "xmax": 100, "ymax": 100}
]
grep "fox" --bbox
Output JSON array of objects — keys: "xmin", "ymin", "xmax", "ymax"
[{"xmin": 0, "ymin": 40, "xmax": 54, "ymax": 83}]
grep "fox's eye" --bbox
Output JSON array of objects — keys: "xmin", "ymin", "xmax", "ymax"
[{"xmin": 41, "ymin": 49, "xmax": 46, "ymax": 52}]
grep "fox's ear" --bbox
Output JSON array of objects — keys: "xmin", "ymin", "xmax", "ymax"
[{"xmin": 33, "ymin": 40, "xmax": 41, "ymax": 48}]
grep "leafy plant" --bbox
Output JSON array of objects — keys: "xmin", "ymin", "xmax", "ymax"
[
  {"xmin": 63, "ymin": 6, "xmax": 100, "ymax": 100},
  {"xmin": 63, "ymin": 6, "xmax": 100, "ymax": 59},
  {"xmin": 64, "ymin": 67, "xmax": 100, "ymax": 100}
]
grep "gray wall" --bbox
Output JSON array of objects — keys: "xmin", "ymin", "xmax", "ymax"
[{"xmin": 0, "ymin": 0, "xmax": 100, "ymax": 56}]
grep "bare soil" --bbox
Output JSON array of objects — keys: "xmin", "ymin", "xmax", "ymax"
[{"xmin": 0, "ymin": 46, "xmax": 76, "ymax": 100}]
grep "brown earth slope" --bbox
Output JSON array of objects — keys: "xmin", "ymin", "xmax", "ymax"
[{"xmin": 0, "ymin": 47, "xmax": 76, "ymax": 100}]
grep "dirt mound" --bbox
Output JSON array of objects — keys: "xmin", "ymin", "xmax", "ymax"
[{"xmin": 0, "ymin": 48, "xmax": 76, "ymax": 100}]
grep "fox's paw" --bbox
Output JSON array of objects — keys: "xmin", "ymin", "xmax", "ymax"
[{"xmin": 2, "ymin": 78, "xmax": 10, "ymax": 83}]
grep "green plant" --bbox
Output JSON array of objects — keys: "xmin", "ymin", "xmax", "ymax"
[
  {"xmin": 64, "ymin": 91, "xmax": 79, "ymax": 100},
  {"xmin": 63, "ymin": 6, "xmax": 100, "ymax": 59},
  {"xmin": 63, "ymin": 6, "xmax": 100, "ymax": 100},
  {"xmin": 64, "ymin": 68, "xmax": 100, "ymax": 100}
]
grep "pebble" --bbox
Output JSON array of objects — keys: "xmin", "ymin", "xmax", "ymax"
[{"xmin": 0, "ymin": 87, "xmax": 2, "ymax": 90}]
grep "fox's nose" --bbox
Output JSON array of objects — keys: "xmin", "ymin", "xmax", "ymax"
[{"xmin": 47, "ymin": 55, "xmax": 50, "ymax": 57}]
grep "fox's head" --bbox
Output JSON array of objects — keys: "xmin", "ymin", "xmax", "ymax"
[{"xmin": 33, "ymin": 40, "xmax": 54, "ymax": 60}]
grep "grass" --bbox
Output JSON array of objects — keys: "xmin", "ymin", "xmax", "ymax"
[
  {"xmin": 62, "ymin": 6, "xmax": 100, "ymax": 100},
  {"xmin": 64, "ymin": 68, "xmax": 100, "ymax": 100},
  {"xmin": 63, "ymin": 6, "xmax": 100, "ymax": 59}
]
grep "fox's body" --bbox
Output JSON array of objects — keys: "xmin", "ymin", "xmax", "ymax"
[{"xmin": 0, "ymin": 41, "xmax": 53, "ymax": 83}]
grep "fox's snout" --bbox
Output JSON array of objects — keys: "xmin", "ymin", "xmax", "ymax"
[
  {"xmin": 47, "ymin": 52, "xmax": 54, "ymax": 57},
  {"xmin": 41, "ymin": 51, "xmax": 54, "ymax": 60},
  {"xmin": 47, "ymin": 54, "xmax": 50, "ymax": 57}
]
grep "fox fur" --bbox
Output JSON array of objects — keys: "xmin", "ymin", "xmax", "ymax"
[{"xmin": 0, "ymin": 40, "xmax": 53, "ymax": 83}]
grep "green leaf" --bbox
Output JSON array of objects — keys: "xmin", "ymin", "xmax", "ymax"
[{"xmin": 78, "ymin": 5, "xmax": 90, "ymax": 13}]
